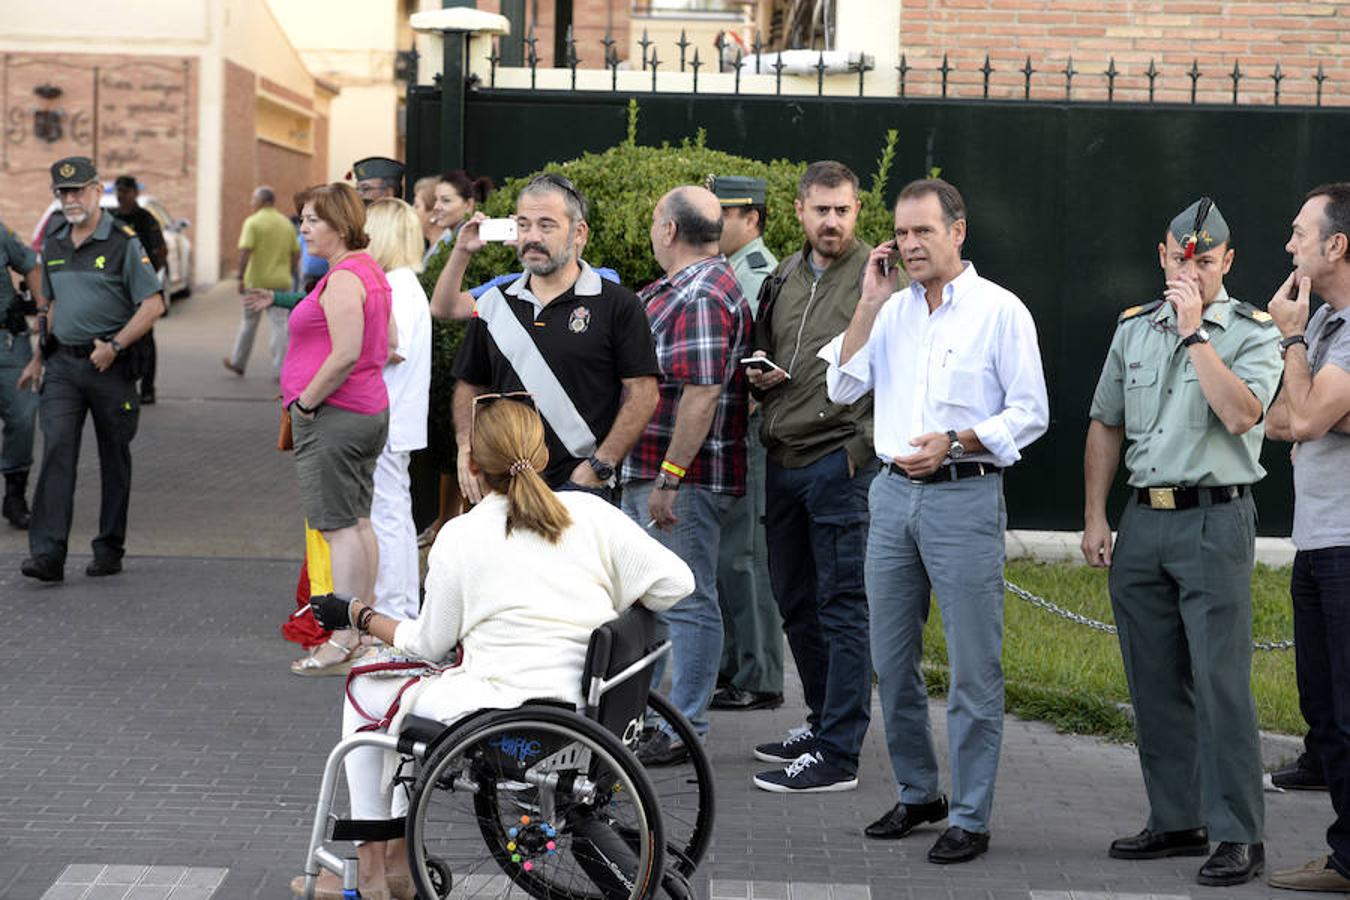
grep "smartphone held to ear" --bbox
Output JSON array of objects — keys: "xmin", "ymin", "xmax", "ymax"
[
  {"xmin": 880, "ymin": 248, "xmax": 901, "ymax": 277},
  {"xmin": 478, "ymin": 218, "xmax": 518, "ymax": 242}
]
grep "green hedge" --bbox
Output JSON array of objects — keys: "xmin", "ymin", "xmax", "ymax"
[{"xmin": 421, "ymin": 100, "xmax": 902, "ymax": 453}]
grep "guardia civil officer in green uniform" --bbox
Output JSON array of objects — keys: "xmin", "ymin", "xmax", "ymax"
[
  {"xmin": 351, "ymin": 156, "xmax": 404, "ymax": 203},
  {"xmin": 0, "ymin": 219, "xmax": 45, "ymax": 529},
  {"xmin": 1081, "ymin": 198, "xmax": 1281, "ymax": 886},
  {"xmin": 20, "ymin": 157, "xmax": 164, "ymax": 583},
  {"xmin": 708, "ymin": 175, "xmax": 785, "ymax": 711}
]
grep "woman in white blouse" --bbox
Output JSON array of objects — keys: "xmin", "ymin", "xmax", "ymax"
[{"xmin": 296, "ymin": 396, "xmax": 694, "ymax": 900}]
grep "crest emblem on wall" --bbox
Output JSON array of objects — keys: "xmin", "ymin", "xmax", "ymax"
[{"xmin": 33, "ymin": 84, "xmax": 64, "ymax": 144}]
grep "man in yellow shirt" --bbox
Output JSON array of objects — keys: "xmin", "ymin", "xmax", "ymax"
[{"xmin": 223, "ymin": 186, "xmax": 298, "ymax": 379}]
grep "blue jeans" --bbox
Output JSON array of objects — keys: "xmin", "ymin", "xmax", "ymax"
[
  {"xmin": 764, "ymin": 448, "xmax": 875, "ymax": 773},
  {"xmin": 865, "ymin": 467, "xmax": 1006, "ymax": 833},
  {"xmin": 623, "ymin": 480, "xmax": 734, "ymax": 738},
  {"xmin": 0, "ymin": 331, "xmax": 37, "ymax": 475},
  {"xmin": 1292, "ymin": 546, "xmax": 1350, "ymax": 874}
]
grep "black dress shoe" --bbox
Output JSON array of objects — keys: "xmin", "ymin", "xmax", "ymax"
[
  {"xmin": 709, "ymin": 687, "xmax": 785, "ymax": 711},
  {"xmin": 927, "ymin": 825, "xmax": 989, "ymax": 864},
  {"xmin": 1271, "ymin": 753, "xmax": 1328, "ymax": 791},
  {"xmin": 864, "ymin": 796, "xmax": 948, "ymax": 839},
  {"xmin": 1197, "ymin": 841, "xmax": 1263, "ymax": 886},
  {"xmin": 1108, "ymin": 827, "xmax": 1209, "ymax": 860},
  {"xmin": 20, "ymin": 557, "xmax": 63, "ymax": 582},
  {"xmin": 140, "ymin": 388, "xmax": 156, "ymax": 406},
  {"xmin": 85, "ymin": 557, "xmax": 123, "ymax": 577}
]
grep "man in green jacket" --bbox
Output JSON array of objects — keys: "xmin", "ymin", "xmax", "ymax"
[{"xmin": 747, "ymin": 160, "xmax": 876, "ymax": 793}]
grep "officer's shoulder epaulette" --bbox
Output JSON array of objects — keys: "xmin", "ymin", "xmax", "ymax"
[
  {"xmin": 121, "ymin": 224, "xmax": 136, "ymax": 237},
  {"xmin": 1232, "ymin": 301, "xmax": 1275, "ymax": 326},
  {"xmin": 1118, "ymin": 300, "xmax": 1163, "ymax": 323},
  {"xmin": 745, "ymin": 250, "xmax": 770, "ymax": 270}
]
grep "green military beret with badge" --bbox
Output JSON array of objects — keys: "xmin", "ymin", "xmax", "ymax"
[
  {"xmin": 351, "ymin": 156, "xmax": 404, "ymax": 182},
  {"xmin": 707, "ymin": 175, "xmax": 766, "ymax": 207},
  {"xmin": 1169, "ymin": 197, "xmax": 1230, "ymax": 259},
  {"xmin": 50, "ymin": 156, "xmax": 98, "ymax": 189}
]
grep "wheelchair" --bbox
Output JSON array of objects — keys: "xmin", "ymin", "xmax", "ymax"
[{"xmin": 299, "ymin": 606, "xmax": 715, "ymax": 899}]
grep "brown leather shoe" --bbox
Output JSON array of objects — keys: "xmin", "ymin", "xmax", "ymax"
[{"xmin": 222, "ymin": 357, "xmax": 244, "ymax": 376}]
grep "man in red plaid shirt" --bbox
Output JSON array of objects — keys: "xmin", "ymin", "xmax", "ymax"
[{"xmin": 622, "ymin": 185, "xmax": 752, "ymax": 764}]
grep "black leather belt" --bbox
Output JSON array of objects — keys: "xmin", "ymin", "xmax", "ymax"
[
  {"xmin": 1135, "ymin": 484, "xmax": 1245, "ymax": 510},
  {"xmin": 54, "ymin": 342, "xmax": 96, "ymax": 357},
  {"xmin": 887, "ymin": 461, "xmax": 1002, "ymax": 484}
]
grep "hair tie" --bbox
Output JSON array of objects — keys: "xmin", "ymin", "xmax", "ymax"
[{"xmin": 508, "ymin": 458, "xmax": 534, "ymax": 477}]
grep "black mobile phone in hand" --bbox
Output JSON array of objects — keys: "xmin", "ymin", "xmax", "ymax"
[{"xmin": 879, "ymin": 247, "xmax": 901, "ymax": 277}]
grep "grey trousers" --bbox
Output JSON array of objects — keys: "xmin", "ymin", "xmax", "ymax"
[
  {"xmin": 1108, "ymin": 493, "xmax": 1264, "ymax": 843},
  {"xmin": 228, "ymin": 305, "xmax": 289, "ymax": 377}
]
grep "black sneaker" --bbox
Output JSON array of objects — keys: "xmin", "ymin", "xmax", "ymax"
[
  {"xmin": 21, "ymin": 556, "xmax": 63, "ymax": 582},
  {"xmin": 753, "ymin": 751, "xmax": 858, "ymax": 793},
  {"xmin": 753, "ymin": 725, "xmax": 817, "ymax": 763},
  {"xmin": 636, "ymin": 730, "xmax": 689, "ymax": 767},
  {"xmin": 85, "ymin": 557, "xmax": 123, "ymax": 577}
]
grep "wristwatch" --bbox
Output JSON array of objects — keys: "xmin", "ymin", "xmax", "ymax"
[
  {"xmin": 108, "ymin": 338, "xmax": 123, "ymax": 355},
  {"xmin": 1180, "ymin": 327, "xmax": 1210, "ymax": 348},
  {"xmin": 587, "ymin": 454, "xmax": 616, "ymax": 486},
  {"xmin": 656, "ymin": 472, "xmax": 681, "ymax": 491},
  {"xmin": 946, "ymin": 429, "xmax": 965, "ymax": 460},
  {"xmin": 1279, "ymin": 334, "xmax": 1308, "ymax": 357},
  {"xmin": 293, "ymin": 398, "xmax": 318, "ymax": 415}
]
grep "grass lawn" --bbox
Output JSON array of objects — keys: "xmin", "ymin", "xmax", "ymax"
[{"xmin": 920, "ymin": 560, "xmax": 1301, "ymax": 741}]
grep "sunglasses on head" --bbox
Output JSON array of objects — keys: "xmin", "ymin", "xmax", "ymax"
[
  {"xmin": 532, "ymin": 173, "xmax": 586, "ymax": 211},
  {"xmin": 472, "ymin": 391, "xmax": 536, "ymax": 412}
]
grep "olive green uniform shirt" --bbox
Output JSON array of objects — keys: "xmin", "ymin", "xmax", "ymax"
[
  {"xmin": 1089, "ymin": 289, "xmax": 1281, "ymax": 487},
  {"xmin": 727, "ymin": 236, "xmax": 777, "ymax": 318},
  {"xmin": 41, "ymin": 211, "xmax": 161, "ymax": 344},
  {"xmin": 0, "ymin": 220, "xmax": 37, "ymax": 312}
]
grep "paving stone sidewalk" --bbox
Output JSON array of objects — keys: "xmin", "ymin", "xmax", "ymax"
[{"xmin": 0, "ymin": 285, "xmax": 1335, "ymax": 899}]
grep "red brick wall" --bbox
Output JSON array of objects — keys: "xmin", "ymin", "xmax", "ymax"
[
  {"xmin": 221, "ymin": 59, "xmax": 257, "ymax": 278},
  {"xmin": 0, "ymin": 52, "xmax": 198, "ymax": 248},
  {"xmin": 258, "ymin": 141, "xmax": 315, "ymax": 219},
  {"xmin": 898, "ymin": 0, "xmax": 1347, "ymax": 106}
]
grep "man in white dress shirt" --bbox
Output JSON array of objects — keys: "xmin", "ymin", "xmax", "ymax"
[{"xmin": 821, "ymin": 178, "xmax": 1049, "ymax": 864}]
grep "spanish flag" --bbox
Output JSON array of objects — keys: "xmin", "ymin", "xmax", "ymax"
[{"xmin": 280, "ymin": 523, "xmax": 334, "ymax": 648}]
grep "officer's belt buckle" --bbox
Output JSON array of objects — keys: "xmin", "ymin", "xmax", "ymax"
[{"xmin": 1148, "ymin": 488, "xmax": 1176, "ymax": 510}]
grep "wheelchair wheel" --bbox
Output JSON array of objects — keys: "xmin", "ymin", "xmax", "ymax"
[
  {"xmin": 637, "ymin": 693, "xmax": 714, "ymax": 878},
  {"xmin": 407, "ymin": 706, "xmax": 665, "ymax": 899}
]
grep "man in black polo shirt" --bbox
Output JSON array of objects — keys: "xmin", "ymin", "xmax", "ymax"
[
  {"xmin": 19, "ymin": 157, "xmax": 163, "ymax": 582},
  {"xmin": 448, "ymin": 174, "xmax": 659, "ymax": 502},
  {"xmin": 113, "ymin": 175, "xmax": 167, "ymax": 404}
]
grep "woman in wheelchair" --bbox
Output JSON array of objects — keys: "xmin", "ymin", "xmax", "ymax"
[{"xmin": 298, "ymin": 395, "xmax": 694, "ymax": 900}]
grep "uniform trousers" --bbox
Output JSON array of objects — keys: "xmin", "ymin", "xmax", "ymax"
[
  {"xmin": 716, "ymin": 415, "xmax": 783, "ymax": 694},
  {"xmin": 0, "ymin": 331, "xmax": 37, "ymax": 475},
  {"xmin": 229, "ymin": 305, "xmax": 289, "ymax": 377},
  {"xmin": 1108, "ymin": 494, "xmax": 1264, "ymax": 843},
  {"xmin": 1291, "ymin": 545, "xmax": 1350, "ymax": 873},
  {"xmin": 29, "ymin": 351, "xmax": 140, "ymax": 564},
  {"xmin": 371, "ymin": 447, "xmax": 420, "ymax": 621},
  {"xmin": 865, "ymin": 467, "xmax": 1005, "ymax": 832}
]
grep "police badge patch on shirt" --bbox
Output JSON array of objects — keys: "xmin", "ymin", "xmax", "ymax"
[{"xmin": 568, "ymin": 305, "xmax": 591, "ymax": 334}]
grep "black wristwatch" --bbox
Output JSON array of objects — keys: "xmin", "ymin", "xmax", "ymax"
[
  {"xmin": 587, "ymin": 454, "xmax": 616, "ymax": 486},
  {"xmin": 1279, "ymin": 334, "xmax": 1308, "ymax": 357},
  {"xmin": 107, "ymin": 338, "xmax": 123, "ymax": 355},
  {"xmin": 656, "ymin": 472, "xmax": 681, "ymax": 491},
  {"xmin": 1180, "ymin": 327, "xmax": 1210, "ymax": 348},
  {"xmin": 946, "ymin": 429, "xmax": 965, "ymax": 460},
  {"xmin": 293, "ymin": 398, "xmax": 317, "ymax": 415}
]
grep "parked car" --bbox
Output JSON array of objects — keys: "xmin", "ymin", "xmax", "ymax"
[{"xmin": 31, "ymin": 184, "xmax": 193, "ymax": 299}]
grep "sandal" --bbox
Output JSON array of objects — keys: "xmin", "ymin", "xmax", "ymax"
[{"xmin": 290, "ymin": 638, "xmax": 361, "ymax": 677}]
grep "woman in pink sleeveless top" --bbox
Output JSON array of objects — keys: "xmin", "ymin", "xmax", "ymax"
[{"xmin": 282, "ymin": 182, "xmax": 394, "ymax": 676}]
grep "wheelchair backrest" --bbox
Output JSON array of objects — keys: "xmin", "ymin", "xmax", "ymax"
[{"xmin": 580, "ymin": 605, "xmax": 666, "ymax": 745}]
